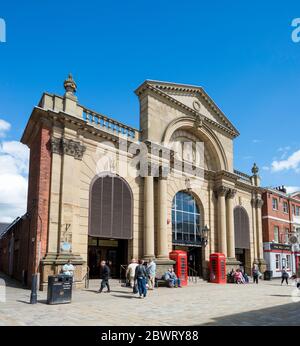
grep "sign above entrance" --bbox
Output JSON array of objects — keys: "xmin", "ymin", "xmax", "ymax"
[{"xmin": 270, "ymin": 243, "xmax": 291, "ymax": 251}]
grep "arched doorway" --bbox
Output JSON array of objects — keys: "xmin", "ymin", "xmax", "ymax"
[
  {"xmin": 171, "ymin": 191, "xmax": 204, "ymax": 277},
  {"xmin": 88, "ymin": 173, "xmax": 133, "ymax": 278},
  {"xmin": 234, "ymin": 206, "xmax": 250, "ymax": 273}
]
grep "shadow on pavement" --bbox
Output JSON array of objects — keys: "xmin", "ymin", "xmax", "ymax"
[
  {"xmin": 199, "ymin": 301, "xmax": 300, "ymax": 326},
  {"xmin": 111, "ymin": 294, "xmax": 138, "ymax": 299}
]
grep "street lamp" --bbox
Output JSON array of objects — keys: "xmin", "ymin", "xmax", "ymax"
[
  {"xmin": 201, "ymin": 225, "xmax": 210, "ymax": 246},
  {"xmin": 28, "ymin": 203, "xmax": 42, "ymax": 305}
]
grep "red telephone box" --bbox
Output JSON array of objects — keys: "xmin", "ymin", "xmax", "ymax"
[
  {"xmin": 209, "ymin": 253, "xmax": 226, "ymax": 284},
  {"xmin": 169, "ymin": 250, "xmax": 188, "ymax": 286}
]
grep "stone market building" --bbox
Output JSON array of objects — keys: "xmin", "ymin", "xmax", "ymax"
[{"xmin": 0, "ymin": 76, "xmax": 266, "ymax": 289}]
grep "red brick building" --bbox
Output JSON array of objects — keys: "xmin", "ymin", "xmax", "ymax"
[{"xmin": 262, "ymin": 186, "xmax": 300, "ymax": 278}]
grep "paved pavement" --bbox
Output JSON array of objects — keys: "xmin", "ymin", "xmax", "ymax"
[{"xmin": 0, "ymin": 273, "xmax": 299, "ymax": 326}]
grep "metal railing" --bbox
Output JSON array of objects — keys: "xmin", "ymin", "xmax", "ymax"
[
  {"xmin": 119, "ymin": 264, "xmax": 128, "ymax": 284},
  {"xmin": 188, "ymin": 267, "xmax": 199, "ymax": 283},
  {"xmin": 82, "ymin": 266, "xmax": 90, "ymax": 289},
  {"xmin": 82, "ymin": 107, "xmax": 139, "ymax": 140}
]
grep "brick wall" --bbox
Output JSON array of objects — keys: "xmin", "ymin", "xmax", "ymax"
[{"xmin": 262, "ymin": 191, "xmax": 291, "ymax": 243}]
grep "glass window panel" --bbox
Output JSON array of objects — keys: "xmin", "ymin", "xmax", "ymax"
[
  {"xmin": 188, "ymin": 198, "xmax": 195, "ymax": 213},
  {"xmin": 182, "ymin": 212, "xmax": 189, "ymax": 223},
  {"xmin": 182, "ymin": 193, "xmax": 189, "ymax": 212},
  {"xmin": 188, "ymin": 222, "xmax": 194, "ymax": 235},
  {"xmin": 183, "ymin": 221, "xmax": 189, "ymax": 233},
  {"xmin": 176, "ymin": 193, "xmax": 183, "ymax": 211}
]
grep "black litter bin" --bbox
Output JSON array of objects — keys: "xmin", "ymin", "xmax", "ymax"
[
  {"xmin": 264, "ymin": 270, "xmax": 273, "ymax": 281},
  {"xmin": 47, "ymin": 275, "xmax": 73, "ymax": 305}
]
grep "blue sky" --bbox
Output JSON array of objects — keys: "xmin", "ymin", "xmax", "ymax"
[{"xmin": 0, "ymin": 1, "xmax": 300, "ymax": 220}]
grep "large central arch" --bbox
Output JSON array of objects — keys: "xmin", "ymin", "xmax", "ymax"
[{"xmin": 162, "ymin": 116, "xmax": 228, "ymax": 171}]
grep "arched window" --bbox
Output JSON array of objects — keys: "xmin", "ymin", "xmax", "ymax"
[
  {"xmin": 172, "ymin": 191, "xmax": 201, "ymax": 245},
  {"xmin": 234, "ymin": 206, "xmax": 250, "ymax": 249},
  {"xmin": 89, "ymin": 174, "xmax": 133, "ymax": 239}
]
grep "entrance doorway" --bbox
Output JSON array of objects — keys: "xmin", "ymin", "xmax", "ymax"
[
  {"xmin": 173, "ymin": 245, "xmax": 203, "ymax": 277},
  {"xmin": 88, "ymin": 237, "xmax": 128, "ymax": 279},
  {"xmin": 235, "ymin": 248, "xmax": 246, "ymax": 269}
]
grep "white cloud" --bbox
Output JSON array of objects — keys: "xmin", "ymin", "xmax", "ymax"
[
  {"xmin": 0, "ymin": 141, "xmax": 29, "ymax": 175},
  {"xmin": 0, "ymin": 119, "xmax": 11, "ymax": 138},
  {"xmin": 278, "ymin": 146, "xmax": 291, "ymax": 152},
  {"xmin": 262, "ymin": 166, "xmax": 270, "ymax": 171},
  {"xmin": 0, "ymin": 122, "xmax": 29, "ymax": 222},
  {"xmin": 271, "ymin": 149, "xmax": 300, "ymax": 173},
  {"xmin": 286, "ymin": 186, "xmax": 300, "ymax": 194},
  {"xmin": 252, "ymin": 139, "xmax": 262, "ymax": 144}
]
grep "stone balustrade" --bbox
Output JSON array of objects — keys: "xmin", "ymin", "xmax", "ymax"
[{"xmin": 82, "ymin": 107, "xmax": 138, "ymax": 140}]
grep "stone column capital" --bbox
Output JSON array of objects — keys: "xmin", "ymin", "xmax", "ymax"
[
  {"xmin": 226, "ymin": 188, "xmax": 237, "ymax": 199},
  {"xmin": 50, "ymin": 136, "xmax": 86, "ymax": 160},
  {"xmin": 214, "ymin": 185, "xmax": 229, "ymax": 198},
  {"xmin": 251, "ymin": 197, "xmax": 264, "ymax": 208},
  {"xmin": 256, "ymin": 198, "xmax": 264, "ymax": 208}
]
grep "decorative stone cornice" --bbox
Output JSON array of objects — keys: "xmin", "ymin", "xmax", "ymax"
[{"xmin": 50, "ymin": 136, "xmax": 86, "ymax": 160}]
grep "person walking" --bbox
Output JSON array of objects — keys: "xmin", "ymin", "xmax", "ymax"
[
  {"xmin": 126, "ymin": 258, "xmax": 138, "ymax": 288},
  {"xmin": 135, "ymin": 259, "xmax": 148, "ymax": 299},
  {"xmin": 252, "ymin": 264, "xmax": 259, "ymax": 284},
  {"xmin": 98, "ymin": 260, "xmax": 111, "ymax": 293},
  {"xmin": 146, "ymin": 258, "xmax": 156, "ymax": 290},
  {"xmin": 281, "ymin": 266, "xmax": 289, "ymax": 286}
]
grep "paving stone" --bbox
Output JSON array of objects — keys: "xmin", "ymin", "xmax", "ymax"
[{"xmin": 0, "ymin": 274, "xmax": 299, "ymax": 326}]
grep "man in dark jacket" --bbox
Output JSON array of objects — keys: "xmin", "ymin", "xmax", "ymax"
[
  {"xmin": 98, "ymin": 260, "xmax": 111, "ymax": 293},
  {"xmin": 134, "ymin": 259, "xmax": 148, "ymax": 298}
]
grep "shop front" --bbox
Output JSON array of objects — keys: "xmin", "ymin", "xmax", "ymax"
[{"xmin": 263, "ymin": 242, "xmax": 293, "ymax": 278}]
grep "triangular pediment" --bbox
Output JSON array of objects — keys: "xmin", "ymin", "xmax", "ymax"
[{"xmin": 136, "ymin": 80, "xmax": 239, "ymax": 138}]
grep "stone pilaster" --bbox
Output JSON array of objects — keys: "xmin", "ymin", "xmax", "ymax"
[
  {"xmin": 157, "ymin": 176, "xmax": 168, "ymax": 259},
  {"xmin": 251, "ymin": 197, "xmax": 258, "ymax": 264},
  {"xmin": 226, "ymin": 189, "xmax": 237, "ymax": 260},
  {"xmin": 215, "ymin": 186, "xmax": 228, "ymax": 257},
  {"xmin": 255, "ymin": 196, "xmax": 266, "ymax": 271},
  {"xmin": 143, "ymin": 175, "xmax": 155, "ymax": 260},
  {"xmin": 155, "ymin": 174, "xmax": 175, "ymax": 275}
]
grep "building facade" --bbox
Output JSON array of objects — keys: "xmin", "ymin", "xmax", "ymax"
[
  {"xmin": 0, "ymin": 77, "xmax": 266, "ymax": 289},
  {"xmin": 262, "ymin": 187, "xmax": 300, "ymax": 278}
]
